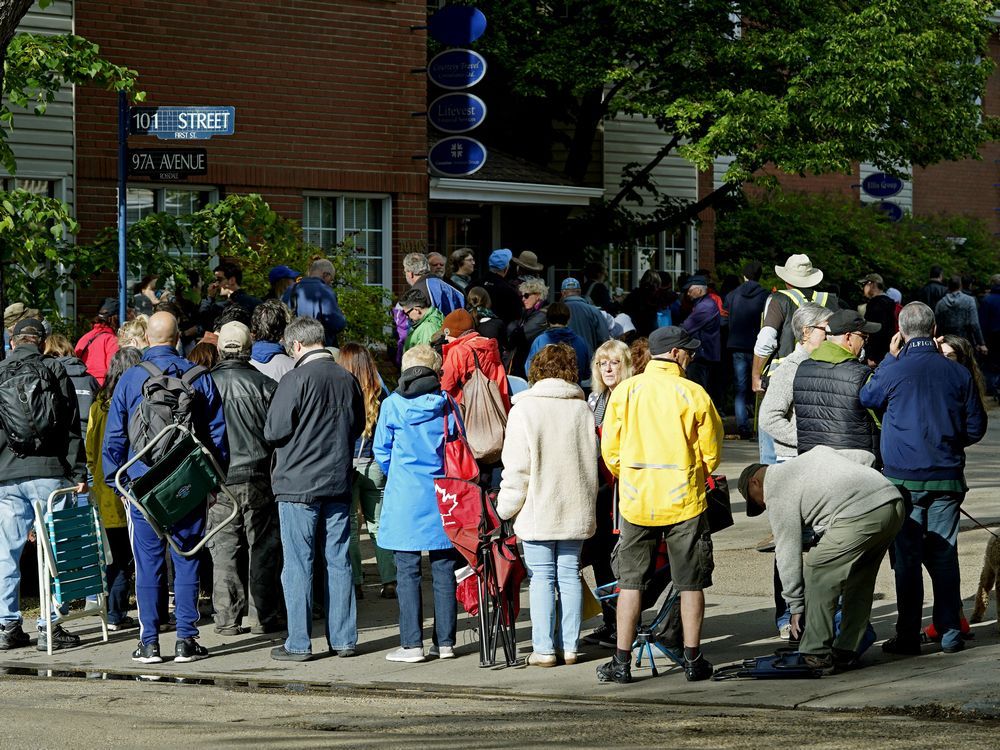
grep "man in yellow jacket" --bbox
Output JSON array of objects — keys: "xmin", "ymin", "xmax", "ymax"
[{"xmin": 598, "ymin": 326, "xmax": 723, "ymax": 684}]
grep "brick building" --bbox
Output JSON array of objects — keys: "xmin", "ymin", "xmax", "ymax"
[{"xmin": 71, "ymin": 0, "xmax": 429, "ymax": 309}]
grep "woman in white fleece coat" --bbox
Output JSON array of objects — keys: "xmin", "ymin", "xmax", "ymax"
[{"xmin": 496, "ymin": 342, "xmax": 598, "ymax": 667}]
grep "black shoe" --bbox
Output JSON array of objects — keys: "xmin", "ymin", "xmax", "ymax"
[
  {"xmin": 831, "ymin": 648, "xmax": 861, "ymax": 672},
  {"xmin": 36, "ymin": 625, "xmax": 80, "ymax": 652},
  {"xmin": 174, "ymin": 638, "xmax": 208, "ymax": 663},
  {"xmin": 380, "ymin": 582, "xmax": 397, "ymax": 600},
  {"xmin": 214, "ymin": 624, "xmax": 243, "ymax": 636},
  {"xmin": 583, "ymin": 623, "xmax": 617, "ymax": 649},
  {"xmin": 801, "ymin": 654, "xmax": 836, "ymax": 676},
  {"xmin": 335, "ymin": 648, "xmax": 357, "ymax": 658},
  {"xmin": 251, "ymin": 621, "xmax": 285, "ymax": 635},
  {"xmin": 881, "ymin": 636, "xmax": 922, "ymax": 656},
  {"xmin": 132, "ymin": 641, "xmax": 163, "ymax": 664},
  {"xmin": 0, "ymin": 622, "xmax": 30, "ymax": 650},
  {"xmin": 684, "ymin": 655, "xmax": 714, "ymax": 681},
  {"xmin": 271, "ymin": 645, "xmax": 314, "ymax": 662},
  {"xmin": 596, "ymin": 654, "xmax": 632, "ymax": 684}
]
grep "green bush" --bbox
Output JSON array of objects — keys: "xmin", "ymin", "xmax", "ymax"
[{"xmin": 715, "ymin": 190, "xmax": 1000, "ymax": 300}]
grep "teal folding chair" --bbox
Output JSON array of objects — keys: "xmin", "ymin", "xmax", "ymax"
[
  {"xmin": 114, "ymin": 423, "xmax": 239, "ymax": 558},
  {"xmin": 33, "ymin": 487, "xmax": 110, "ymax": 655}
]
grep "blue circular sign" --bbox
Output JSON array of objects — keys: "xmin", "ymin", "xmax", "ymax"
[
  {"xmin": 874, "ymin": 201, "xmax": 904, "ymax": 222},
  {"xmin": 428, "ymin": 93, "xmax": 487, "ymax": 134},
  {"xmin": 428, "ymin": 6, "xmax": 487, "ymax": 46},
  {"xmin": 429, "ymin": 137, "xmax": 487, "ymax": 176},
  {"xmin": 427, "ymin": 49, "xmax": 487, "ymax": 90},
  {"xmin": 862, "ymin": 172, "xmax": 904, "ymax": 198}
]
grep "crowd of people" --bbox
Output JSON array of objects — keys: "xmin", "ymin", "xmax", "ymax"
[{"xmin": 0, "ymin": 248, "xmax": 990, "ymax": 683}]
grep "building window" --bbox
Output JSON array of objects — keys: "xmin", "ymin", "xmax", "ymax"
[
  {"xmin": 303, "ymin": 194, "xmax": 391, "ymax": 287},
  {"xmin": 126, "ymin": 186, "xmax": 218, "ymax": 263},
  {"xmin": 2, "ymin": 177, "xmax": 57, "ymax": 197}
]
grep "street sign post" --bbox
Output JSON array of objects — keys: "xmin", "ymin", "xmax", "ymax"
[
  {"xmin": 128, "ymin": 148, "xmax": 208, "ymax": 181},
  {"xmin": 129, "ymin": 106, "xmax": 235, "ymax": 140}
]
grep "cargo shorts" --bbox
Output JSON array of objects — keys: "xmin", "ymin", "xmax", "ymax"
[{"xmin": 615, "ymin": 512, "xmax": 714, "ymax": 592}]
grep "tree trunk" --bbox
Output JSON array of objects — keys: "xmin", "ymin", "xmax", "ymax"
[{"xmin": 563, "ymin": 88, "xmax": 606, "ymax": 185}]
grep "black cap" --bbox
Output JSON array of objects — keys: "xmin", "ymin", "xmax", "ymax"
[
  {"xmin": 682, "ymin": 274, "xmax": 709, "ymax": 290},
  {"xmin": 738, "ymin": 463, "xmax": 767, "ymax": 517},
  {"xmin": 98, "ymin": 297, "xmax": 120, "ymax": 317},
  {"xmin": 649, "ymin": 326, "xmax": 700, "ymax": 356},
  {"xmin": 826, "ymin": 309, "xmax": 881, "ymax": 336},
  {"xmin": 12, "ymin": 318, "xmax": 45, "ymax": 338}
]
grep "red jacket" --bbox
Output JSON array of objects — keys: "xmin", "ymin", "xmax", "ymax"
[
  {"xmin": 441, "ymin": 332, "xmax": 512, "ymax": 412},
  {"xmin": 74, "ymin": 323, "xmax": 119, "ymax": 386}
]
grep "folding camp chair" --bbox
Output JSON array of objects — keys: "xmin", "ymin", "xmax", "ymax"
[
  {"xmin": 33, "ymin": 487, "xmax": 110, "ymax": 655},
  {"xmin": 114, "ymin": 423, "xmax": 239, "ymax": 558}
]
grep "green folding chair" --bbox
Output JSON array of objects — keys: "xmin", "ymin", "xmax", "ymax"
[
  {"xmin": 114, "ymin": 423, "xmax": 239, "ymax": 558},
  {"xmin": 33, "ymin": 487, "xmax": 110, "ymax": 655}
]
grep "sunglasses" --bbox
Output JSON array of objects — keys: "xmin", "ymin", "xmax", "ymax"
[{"xmin": 521, "ymin": 293, "xmax": 536, "ymax": 299}]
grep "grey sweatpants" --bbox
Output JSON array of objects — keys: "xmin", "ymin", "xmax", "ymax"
[{"xmin": 206, "ymin": 480, "xmax": 282, "ymax": 629}]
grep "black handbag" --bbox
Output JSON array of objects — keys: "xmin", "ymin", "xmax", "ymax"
[{"xmin": 705, "ymin": 474, "xmax": 733, "ymax": 534}]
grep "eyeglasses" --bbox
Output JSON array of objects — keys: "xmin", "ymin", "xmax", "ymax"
[
  {"xmin": 804, "ymin": 326, "xmax": 827, "ymax": 336},
  {"xmin": 598, "ymin": 359, "xmax": 621, "ymax": 369},
  {"xmin": 849, "ymin": 332, "xmax": 870, "ymax": 342}
]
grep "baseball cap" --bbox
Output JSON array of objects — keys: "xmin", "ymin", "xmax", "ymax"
[
  {"xmin": 738, "ymin": 463, "xmax": 767, "ymax": 517},
  {"xmin": 561, "ymin": 277, "xmax": 581, "ymax": 292},
  {"xmin": 858, "ymin": 273, "xmax": 884, "ymax": 288},
  {"xmin": 216, "ymin": 321, "xmax": 251, "ymax": 355},
  {"xmin": 98, "ymin": 297, "xmax": 120, "ymax": 318},
  {"xmin": 3, "ymin": 302, "xmax": 26, "ymax": 329},
  {"xmin": 12, "ymin": 318, "xmax": 46, "ymax": 338},
  {"xmin": 268, "ymin": 265, "xmax": 301, "ymax": 284},
  {"xmin": 648, "ymin": 326, "xmax": 700, "ymax": 355},
  {"xmin": 682, "ymin": 274, "xmax": 710, "ymax": 290},
  {"xmin": 826, "ymin": 309, "xmax": 881, "ymax": 336},
  {"xmin": 488, "ymin": 248, "xmax": 513, "ymax": 270}
]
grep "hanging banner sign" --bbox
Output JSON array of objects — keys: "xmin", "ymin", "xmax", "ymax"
[
  {"xmin": 428, "ymin": 93, "xmax": 487, "ymax": 134},
  {"xmin": 428, "ymin": 5, "xmax": 487, "ymax": 46},
  {"xmin": 861, "ymin": 172, "xmax": 904, "ymax": 198},
  {"xmin": 428, "ymin": 136, "xmax": 487, "ymax": 176},
  {"xmin": 427, "ymin": 49, "xmax": 487, "ymax": 90}
]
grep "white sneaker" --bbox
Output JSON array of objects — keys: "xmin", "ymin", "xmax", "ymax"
[
  {"xmin": 429, "ymin": 645, "xmax": 455, "ymax": 659},
  {"xmin": 778, "ymin": 624, "xmax": 792, "ymax": 640},
  {"xmin": 563, "ymin": 651, "xmax": 579, "ymax": 665},
  {"xmin": 386, "ymin": 646, "xmax": 425, "ymax": 663}
]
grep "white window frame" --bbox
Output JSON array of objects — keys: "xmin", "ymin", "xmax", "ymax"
[{"xmin": 303, "ymin": 192, "xmax": 393, "ymax": 289}]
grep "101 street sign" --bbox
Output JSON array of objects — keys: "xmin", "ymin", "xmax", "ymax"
[
  {"xmin": 129, "ymin": 106, "xmax": 235, "ymax": 140},
  {"xmin": 128, "ymin": 148, "xmax": 208, "ymax": 181}
]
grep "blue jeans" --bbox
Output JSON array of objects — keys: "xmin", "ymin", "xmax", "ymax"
[
  {"xmin": 892, "ymin": 488, "xmax": 964, "ymax": 649},
  {"xmin": 279, "ymin": 499, "xmax": 356, "ymax": 654},
  {"xmin": 394, "ymin": 549, "xmax": 457, "ymax": 648},
  {"xmin": 731, "ymin": 352, "xmax": 753, "ymax": 434},
  {"xmin": 758, "ymin": 428, "xmax": 777, "ymax": 465},
  {"xmin": 0, "ymin": 477, "xmax": 70, "ymax": 628},
  {"xmin": 521, "ymin": 539, "xmax": 584, "ymax": 655}
]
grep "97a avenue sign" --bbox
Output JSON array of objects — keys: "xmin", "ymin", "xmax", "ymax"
[
  {"xmin": 129, "ymin": 106, "xmax": 235, "ymax": 140},
  {"xmin": 128, "ymin": 148, "xmax": 207, "ymax": 181}
]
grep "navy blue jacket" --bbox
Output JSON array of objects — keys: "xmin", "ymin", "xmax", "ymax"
[
  {"xmin": 979, "ymin": 287, "xmax": 1000, "ymax": 338},
  {"xmin": 724, "ymin": 280, "xmax": 769, "ymax": 351},
  {"xmin": 282, "ymin": 277, "xmax": 347, "ymax": 347},
  {"xmin": 102, "ymin": 345, "xmax": 229, "ymax": 486},
  {"xmin": 859, "ymin": 337, "xmax": 986, "ymax": 482},
  {"xmin": 525, "ymin": 326, "xmax": 591, "ymax": 384}
]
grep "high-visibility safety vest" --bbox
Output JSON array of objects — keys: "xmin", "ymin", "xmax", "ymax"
[{"xmin": 763, "ymin": 288, "xmax": 834, "ymax": 376}]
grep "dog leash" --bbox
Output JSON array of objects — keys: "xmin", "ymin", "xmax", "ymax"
[{"xmin": 960, "ymin": 508, "xmax": 1000, "ymax": 540}]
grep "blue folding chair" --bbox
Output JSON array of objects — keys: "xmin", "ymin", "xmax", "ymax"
[{"xmin": 33, "ymin": 487, "xmax": 110, "ymax": 655}]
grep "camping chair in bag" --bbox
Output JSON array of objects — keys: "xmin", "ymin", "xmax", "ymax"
[
  {"xmin": 436, "ymin": 476, "xmax": 526, "ymax": 667},
  {"xmin": 33, "ymin": 487, "xmax": 110, "ymax": 655},
  {"xmin": 114, "ymin": 423, "xmax": 239, "ymax": 557}
]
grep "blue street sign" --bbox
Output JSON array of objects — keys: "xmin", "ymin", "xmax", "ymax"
[
  {"xmin": 427, "ymin": 49, "xmax": 487, "ymax": 90},
  {"xmin": 429, "ymin": 137, "xmax": 487, "ymax": 176},
  {"xmin": 428, "ymin": 5, "xmax": 487, "ymax": 46},
  {"xmin": 861, "ymin": 172, "xmax": 903, "ymax": 198},
  {"xmin": 428, "ymin": 93, "xmax": 487, "ymax": 134},
  {"xmin": 129, "ymin": 106, "xmax": 236, "ymax": 140},
  {"xmin": 874, "ymin": 200, "xmax": 904, "ymax": 222}
]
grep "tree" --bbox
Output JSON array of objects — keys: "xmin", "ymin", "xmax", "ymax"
[{"xmin": 462, "ymin": 1, "xmax": 1000, "ymax": 244}]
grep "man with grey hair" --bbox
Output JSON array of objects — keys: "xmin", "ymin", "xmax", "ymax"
[
  {"xmin": 265, "ymin": 316, "xmax": 365, "ymax": 661},
  {"xmin": 560, "ymin": 277, "xmax": 610, "ymax": 358},
  {"xmin": 403, "ymin": 252, "xmax": 464, "ymax": 316},
  {"xmin": 282, "ymin": 258, "xmax": 346, "ymax": 347},
  {"xmin": 427, "ymin": 252, "xmax": 447, "ymax": 278},
  {"xmin": 860, "ymin": 302, "xmax": 987, "ymax": 656},
  {"xmin": 208, "ymin": 322, "xmax": 281, "ymax": 636}
]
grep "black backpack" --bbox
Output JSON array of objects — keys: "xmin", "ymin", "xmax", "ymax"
[
  {"xmin": 127, "ymin": 362, "xmax": 207, "ymax": 465},
  {"xmin": 0, "ymin": 356, "xmax": 64, "ymax": 458}
]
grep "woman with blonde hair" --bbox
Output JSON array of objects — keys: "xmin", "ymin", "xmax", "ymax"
[
  {"xmin": 581, "ymin": 338, "xmax": 633, "ymax": 647},
  {"xmin": 339, "ymin": 342, "xmax": 397, "ymax": 599},
  {"xmin": 506, "ymin": 276, "xmax": 548, "ymax": 379},
  {"xmin": 117, "ymin": 315, "xmax": 149, "ymax": 350}
]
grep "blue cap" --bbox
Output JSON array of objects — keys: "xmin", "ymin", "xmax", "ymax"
[
  {"xmin": 561, "ymin": 277, "xmax": 581, "ymax": 291},
  {"xmin": 488, "ymin": 248, "xmax": 512, "ymax": 270},
  {"xmin": 682, "ymin": 274, "xmax": 709, "ymax": 290},
  {"xmin": 268, "ymin": 265, "xmax": 301, "ymax": 284}
]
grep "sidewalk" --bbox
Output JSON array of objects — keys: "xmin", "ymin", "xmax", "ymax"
[{"xmin": 3, "ymin": 419, "xmax": 1000, "ymax": 717}]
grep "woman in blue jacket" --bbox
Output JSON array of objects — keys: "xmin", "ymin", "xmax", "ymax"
[{"xmin": 374, "ymin": 344, "xmax": 459, "ymax": 663}]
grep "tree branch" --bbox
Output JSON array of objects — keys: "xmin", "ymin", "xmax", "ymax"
[
  {"xmin": 633, "ymin": 181, "xmax": 739, "ymax": 237},
  {"xmin": 606, "ymin": 133, "xmax": 682, "ymax": 209}
]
